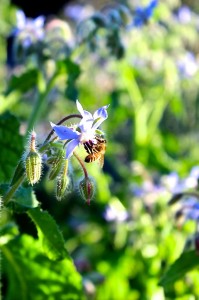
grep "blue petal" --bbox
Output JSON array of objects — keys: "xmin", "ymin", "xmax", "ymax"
[
  {"xmin": 186, "ymin": 209, "xmax": 199, "ymax": 220},
  {"xmin": 92, "ymin": 105, "xmax": 109, "ymax": 129},
  {"xmin": 66, "ymin": 139, "xmax": 79, "ymax": 158},
  {"xmin": 93, "ymin": 105, "xmax": 109, "ymax": 120},
  {"xmin": 50, "ymin": 122, "xmax": 79, "ymax": 140}
]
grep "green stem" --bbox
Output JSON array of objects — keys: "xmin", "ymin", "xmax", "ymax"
[
  {"xmin": 3, "ymin": 174, "xmax": 26, "ymax": 206},
  {"xmin": 73, "ymin": 152, "xmax": 88, "ymax": 178},
  {"xmin": 25, "ymin": 72, "xmax": 57, "ymax": 138}
]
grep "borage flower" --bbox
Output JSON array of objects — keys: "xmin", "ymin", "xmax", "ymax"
[
  {"xmin": 133, "ymin": 0, "xmax": 158, "ymax": 27},
  {"xmin": 16, "ymin": 10, "xmax": 45, "ymax": 38},
  {"xmin": 50, "ymin": 100, "xmax": 109, "ymax": 158},
  {"xmin": 175, "ymin": 197, "xmax": 199, "ymax": 226}
]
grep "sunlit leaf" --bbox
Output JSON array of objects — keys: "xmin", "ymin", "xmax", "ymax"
[
  {"xmin": 28, "ymin": 207, "xmax": 69, "ymax": 261},
  {"xmin": 2, "ymin": 234, "xmax": 84, "ymax": 300},
  {"xmin": 159, "ymin": 250, "xmax": 199, "ymax": 287}
]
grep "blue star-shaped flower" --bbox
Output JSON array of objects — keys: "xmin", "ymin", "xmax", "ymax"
[
  {"xmin": 133, "ymin": 0, "xmax": 158, "ymax": 27},
  {"xmin": 51, "ymin": 100, "xmax": 109, "ymax": 158}
]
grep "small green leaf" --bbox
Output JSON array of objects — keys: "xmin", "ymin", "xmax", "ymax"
[
  {"xmin": 0, "ymin": 112, "xmax": 24, "ymax": 183},
  {"xmin": 5, "ymin": 69, "xmax": 38, "ymax": 95},
  {"xmin": 28, "ymin": 207, "xmax": 69, "ymax": 261},
  {"xmin": 0, "ymin": 184, "xmax": 39, "ymax": 213},
  {"xmin": 159, "ymin": 250, "xmax": 199, "ymax": 287},
  {"xmin": 2, "ymin": 234, "xmax": 84, "ymax": 300},
  {"xmin": 56, "ymin": 59, "xmax": 81, "ymax": 80}
]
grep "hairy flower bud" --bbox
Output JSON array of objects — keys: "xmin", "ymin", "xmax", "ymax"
[
  {"xmin": 56, "ymin": 159, "xmax": 70, "ymax": 200},
  {"xmin": 24, "ymin": 131, "xmax": 42, "ymax": 185},
  {"xmin": 79, "ymin": 177, "xmax": 95, "ymax": 205},
  {"xmin": 48, "ymin": 149, "xmax": 65, "ymax": 180},
  {"xmin": 25, "ymin": 151, "xmax": 42, "ymax": 185}
]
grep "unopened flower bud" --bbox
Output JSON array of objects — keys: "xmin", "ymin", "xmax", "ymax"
[
  {"xmin": 25, "ymin": 131, "xmax": 42, "ymax": 185},
  {"xmin": 56, "ymin": 174, "xmax": 70, "ymax": 201},
  {"xmin": 79, "ymin": 177, "xmax": 95, "ymax": 205},
  {"xmin": 25, "ymin": 151, "xmax": 42, "ymax": 185},
  {"xmin": 56, "ymin": 159, "xmax": 70, "ymax": 200},
  {"xmin": 48, "ymin": 149, "xmax": 65, "ymax": 180}
]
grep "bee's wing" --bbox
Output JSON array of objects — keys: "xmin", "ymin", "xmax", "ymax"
[{"xmin": 98, "ymin": 154, "xmax": 104, "ymax": 168}]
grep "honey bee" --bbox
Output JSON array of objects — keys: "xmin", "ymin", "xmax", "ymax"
[{"xmin": 84, "ymin": 136, "xmax": 107, "ymax": 167}]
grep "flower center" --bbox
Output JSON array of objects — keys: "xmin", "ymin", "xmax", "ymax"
[{"xmin": 79, "ymin": 131, "xmax": 94, "ymax": 143}]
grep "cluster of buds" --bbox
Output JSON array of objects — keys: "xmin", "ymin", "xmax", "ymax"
[{"xmin": 20, "ymin": 100, "xmax": 109, "ymax": 205}]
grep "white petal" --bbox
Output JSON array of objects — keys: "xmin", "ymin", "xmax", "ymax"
[
  {"xmin": 16, "ymin": 10, "xmax": 26, "ymax": 29},
  {"xmin": 76, "ymin": 100, "xmax": 85, "ymax": 116},
  {"xmin": 34, "ymin": 16, "xmax": 45, "ymax": 28},
  {"xmin": 76, "ymin": 100, "xmax": 92, "ymax": 120}
]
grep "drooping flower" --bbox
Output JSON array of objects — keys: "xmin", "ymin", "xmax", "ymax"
[
  {"xmin": 50, "ymin": 100, "xmax": 109, "ymax": 158},
  {"xmin": 15, "ymin": 10, "xmax": 45, "ymax": 48},
  {"xmin": 133, "ymin": 0, "xmax": 158, "ymax": 27}
]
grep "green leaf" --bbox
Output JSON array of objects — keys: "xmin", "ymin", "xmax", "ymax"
[
  {"xmin": 0, "ymin": 184, "xmax": 39, "ymax": 213},
  {"xmin": 2, "ymin": 234, "xmax": 84, "ymax": 300},
  {"xmin": 5, "ymin": 69, "xmax": 38, "ymax": 95},
  {"xmin": 56, "ymin": 59, "xmax": 81, "ymax": 79},
  {"xmin": 28, "ymin": 207, "xmax": 69, "ymax": 261},
  {"xmin": 0, "ymin": 112, "xmax": 24, "ymax": 183},
  {"xmin": 0, "ymin": 223, "xmax": 19, "ymax": 246},
  {"xmin": 159, "ymin": 250, "xmax": 199, "ymax": 287}
]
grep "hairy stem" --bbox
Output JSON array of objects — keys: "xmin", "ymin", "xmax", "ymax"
[
  {"xmin": 3, "ymin": 174, "xmax": 26, "ymax": 206},
  {"xmin": 73, "ymin": 152, "xmax": 88, "ymax": 178}
]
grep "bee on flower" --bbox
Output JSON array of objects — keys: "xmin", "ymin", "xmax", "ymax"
[{"xmin": 50, "ymin": 100, "xmax": 109, "ymax": 165}]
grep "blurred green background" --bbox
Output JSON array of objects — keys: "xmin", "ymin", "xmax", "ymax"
[{"xmin": 1, "ymin": 0, "xmax": 199, "ymax": 299}]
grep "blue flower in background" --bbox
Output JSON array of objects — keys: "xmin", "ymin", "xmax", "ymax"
[
  {"xmin": 16, "ymin": 10, "xmax": 45, "ymax": 37},
  {"xmin": 176, "ymin": 6, "xmax": 191, "ymax": 24},
  {"xmin": 176, "ymin": 198, "xmax": 199, "ymax": 223},
  {"xmin": 133, "ymin": 0, "xmax": 158, "ymax": 27},
  {"xmin": 14, "ymin": 10, "xmax": 45, "ymax": 48},
  {"xmin": 177, "ymin": 52, "xmax": 198, "ymax": 78},
  {"xmin": 51, "ymin": 100, "xmax": 109, "ymax": 158},
  {"xmin": 103, "ymin": 199, "xmax": 129, "ymax": 222}
]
